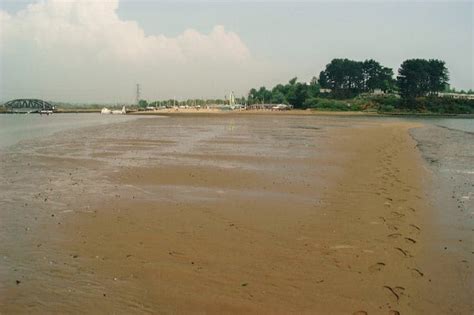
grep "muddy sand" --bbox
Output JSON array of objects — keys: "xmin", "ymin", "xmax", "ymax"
[{"xmin": 0, "ymin": 116, "xmax": 471, "ymax": 314}]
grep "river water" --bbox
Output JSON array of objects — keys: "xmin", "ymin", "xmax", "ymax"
[
  {"xmin": 0, "ymin": 114, "xmax": 138, "ymax": 150},
  {"xmin": 0, "ymin": 114, "xmax": 472, "ymax": 149}
]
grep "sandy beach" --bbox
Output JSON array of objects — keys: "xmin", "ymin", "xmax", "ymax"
[{"xmin": 0, "ymin": 115, "xmax": 471, "ymax": 314}]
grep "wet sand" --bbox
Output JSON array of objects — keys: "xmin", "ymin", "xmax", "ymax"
[{"xmin": 0, "ymin": 116, "xmax": 471, "ymax": 314}]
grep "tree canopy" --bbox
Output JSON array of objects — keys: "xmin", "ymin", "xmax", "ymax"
[
  {"xmin": 319, "ymin": 58, "xmax": 394, "ymax": 98},
  {"xmin": 247, "ymin": 77, "xmax": 320, "ymax": 108},
  {"xmin": 396, "ymin": 59, "xmax": 449, "ymax": 100}
]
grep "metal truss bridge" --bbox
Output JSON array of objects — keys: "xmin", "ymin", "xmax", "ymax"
[{"xmin": 3, "ymin": 99, "xmax": 55, "ymax": 113}]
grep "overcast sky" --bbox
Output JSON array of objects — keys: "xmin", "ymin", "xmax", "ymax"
[{"xmin": 0, "ymin": 0, "xmax": 472, "ymax": 103}]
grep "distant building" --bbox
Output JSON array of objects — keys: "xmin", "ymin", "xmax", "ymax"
[
  {"xmin": 248, "ymin": 103, "xmax": 293, "ymax": 110},
  {"xmin": 320, "ymin": 88, "xmax": 332, "ymax": 94},
  {"xmin": 437, "ymin": 92, "xmax": 474, "ymax": 100}
]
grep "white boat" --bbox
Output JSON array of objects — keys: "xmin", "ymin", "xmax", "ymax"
[
  {"xmin": 101, "ymin": 107, "xmax": 111, "ymax": 114},
  {"xmin": 39, "ymin": 110, "xmax": 53, "ymax": 115},
  {"xmin": 272, "ymin": 104, "xmax": 291, "ymax": 111},
  {"xmin": 111, "ymin": 106, "xmax": 126, "ymax": 115},
  {"xmin": 101, "ymin": 106, "xmax": 126, "ymax": 115}
]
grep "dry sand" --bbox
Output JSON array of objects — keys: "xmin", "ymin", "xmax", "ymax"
[{"xmin": 0, "ymin": 116, "xmax": 471, "ymax": 314}]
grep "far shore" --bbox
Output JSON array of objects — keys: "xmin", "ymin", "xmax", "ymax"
[
  {"xmin": 1, "ymin": 108, "xmax": 472, "ymax": 118},
  {"xmin": 128, "ymin": 109, "xmax": 473, "ymax": 118}
]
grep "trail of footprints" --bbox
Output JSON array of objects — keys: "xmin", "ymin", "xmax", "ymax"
[{"xmin": 364, "ymin": 135, "xmax": 425, "ymax": 314}]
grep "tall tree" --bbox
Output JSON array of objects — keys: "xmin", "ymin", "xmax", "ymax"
[
  {"xmin": 362, "ymin": 59, "xmax": 395, "ymax": 92},
  {"xmin": 397, "ymin": 59, "xmax": 449, "ymax": 99},
  {"xmin": 286, "ymin": 81, "xmax": 308, "ymax": 108},
  {"xmin": 318, "ymin": 58, "xmax": 394, "ymax": 98},
  {"xmin": 271, "ymin": 91, "xmax": 286, "ymax": 104},
  {"xmin": 307, "ymin": 76, "xmax": 321, "ymax": 97}
]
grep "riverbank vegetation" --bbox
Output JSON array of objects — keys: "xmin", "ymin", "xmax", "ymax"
[{"xmin": 246, "ymin": 58, "xmax": 473, "ymax": 114}]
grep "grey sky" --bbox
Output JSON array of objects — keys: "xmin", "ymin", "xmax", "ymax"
[{"xmin": 1, "ymin": 0, "xmax": 472, "ymax": 103}]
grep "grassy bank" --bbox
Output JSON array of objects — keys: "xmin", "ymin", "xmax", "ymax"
[{"xmin": 301, "ymin": 95, "xmax": 474, "ymax": 115}]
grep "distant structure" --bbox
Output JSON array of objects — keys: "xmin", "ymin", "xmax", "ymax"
[
  {"xmin": 4, "ymin": 99, "xmax": 54, "ymax": 113},
  {"xmin": 437, "ymin": 92, "xmax": 474, "ymax": 100},
  {"xmin": 101, "ymin": 106, "xmax": 126, "ymax": 115},
  {"xmin": 247, "ymin": 103, "xmax": 293, "ymax": 111},
  {"xmin": 229, "ymin": 91, "xmax": 235, "ymax": 105},
  {"xmin": 136, "ymin": 83, "xmax": 141, "ymax": 105},
  {"xmin": 372, "ymin": 88, "xmax": 384, "ymax": 95}
]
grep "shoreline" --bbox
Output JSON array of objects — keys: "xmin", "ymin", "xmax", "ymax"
[
  {"xmin": 0, "ymin": 116, "xmax": 471, "ymax": 313},
  {"xmin": 2, "ymin": 108, "xmax": 473, "ymax": 118},
  {"xmin": 127, "ymin": 109, "xmax": 474, "ymax": 118}
]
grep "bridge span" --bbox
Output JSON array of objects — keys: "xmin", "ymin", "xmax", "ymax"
[{"xmin": 4, "ymin": 99, "xmax": 55, "ymax": 113}]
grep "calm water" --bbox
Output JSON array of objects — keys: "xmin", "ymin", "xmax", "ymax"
[
  {"xmin": 0, "ymin": 114, "xmax": 471, "ymax": 151},
  {"xmin": 418, "ymin": 118, "xmax": 473, "ymax": 133},
  {"xmin": 0, "ymin": 113, "xmax": 138, "ymax": 150}
]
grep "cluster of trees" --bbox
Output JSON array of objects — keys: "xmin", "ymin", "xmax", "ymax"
[
  {"xmin": 396, "ymin": 59, "xmax": 449, "ymax": 99},
  {"xmin": 319, "ymin": 59, "xmax": 395, "ymax": 98},
  {"xmin": 248, "ymin": 77, "xmax": 320, "ymax": 108},
  {"xmin": 245, "ymin": 58, "xmax": 465, "ymax": 112},
  {"xmin": 246, "ymin": 58, "xmax": 400, "ymax": 108}
]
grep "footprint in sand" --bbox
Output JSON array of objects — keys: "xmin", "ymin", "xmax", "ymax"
[
  {"xmin": 383, "ymin": 285, "xmax": 405, "ymax": 301},
  {"xmin": 389, "ymin": 310, "xmax": 401, "ymax": 315},
  {"xmin": 387, "ymin": 233, "xmax": 402, "ymax": 239},
  {"xmin": 394, "ymin": 247, "xmax": 411, "ymax": 257},
  {"xmin": 387, "ymin": 224, "xmax": 399, "ymax": 231},
  {"xmin": 410, "ymin": 268, "xmax": 424, "ymax": 278},
  {"xmin": 352, "ymin": 311, "xmax": 368, "ymax": 315},
  {"xmin": 409, "ymin": 224, "xmax": 421, "ymax": 234},
  {"xmin": 391, "ymin": 211, "xmax": 405, "ymax": 218},
  {"xmin": 404, "ymin": 237, "xmax": 417, "ymax": 244},
  {"xmin": 368, "ymin": 262, "xmax": 386, "ymax": 272}
]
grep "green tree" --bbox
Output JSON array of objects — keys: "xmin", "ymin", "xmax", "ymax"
[
  {"xmin": 138, "ymin": 99, "xmax": 148, "ymax": 108},
  {"xmin": 248, "ymin": 88, "xmax": 258, "ymax": 104},
  {"xmin": 362, "ymin": 59, "xmax": 395, "ymax": 92},
  {"xmin": 318, "ymin": 71, "xmax": 329, "ymax": 89},
  {"xmin": 286, "ymin": 81, "xmax": 308, "ymax": 108},
  {"xmin": 258, "ymin": 86, "xmax": 273, "ymax": 103},
  {"xmin": 319, "ymin": 59, "xmax": 363, "ymax": 98},
  {"xmin": 319, "ymin": 58, "xmax": 394, "ymax": 98},
  {"xmin": 271, "ymin": 91, "xmax": 286, "ymax": 104},
  {"xmin": 307, "ymin": 76, "xmax": 321, "ymax": 97},
  {"xmin": 397, "ymin": 59, "xmax": 449, "ymax": 100}
]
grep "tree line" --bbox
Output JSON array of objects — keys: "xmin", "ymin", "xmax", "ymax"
[
  {"xmin": 247, "ymin": 58, "xmax": 453, "ymax": 109},
  {"xmin": 319, "ymin": 59, "xmax": 395, "ymax": 98}
]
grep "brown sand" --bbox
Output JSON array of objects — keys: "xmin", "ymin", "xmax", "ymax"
[{"xmin": 0, "ymin": 117, "xmax": 471, "ymax": 314}]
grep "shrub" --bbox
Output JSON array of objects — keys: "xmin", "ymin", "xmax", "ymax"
[
  {"xmin": 304, "ymin": 97, "xmax": 362, "ymax": 111},
  {"xmin": 379, "ymin": 105, "xmax": 395, "ymax": 112},
  {"xmin": 409, "ymin": 97, "xmax": 474, "ymax": 114}
]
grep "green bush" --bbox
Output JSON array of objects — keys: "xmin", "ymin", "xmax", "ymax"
[
  {"xmin": 379, "ymin": 105, "xmax": 395, "ymax": 112},
  {"xmin": 367, "ymin": 95, "xmax": 402, "ymax": 111},
  {"xmin": 303, "ymin": 95, "xmax": 473, "ymax": 114},
  {"xmin": 303, "ymin": 97, "xmax": 362, "ymax": 111},
  {"xmin": 406, "ymin": 97, "xmax": 474, "ymax": 114}
]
